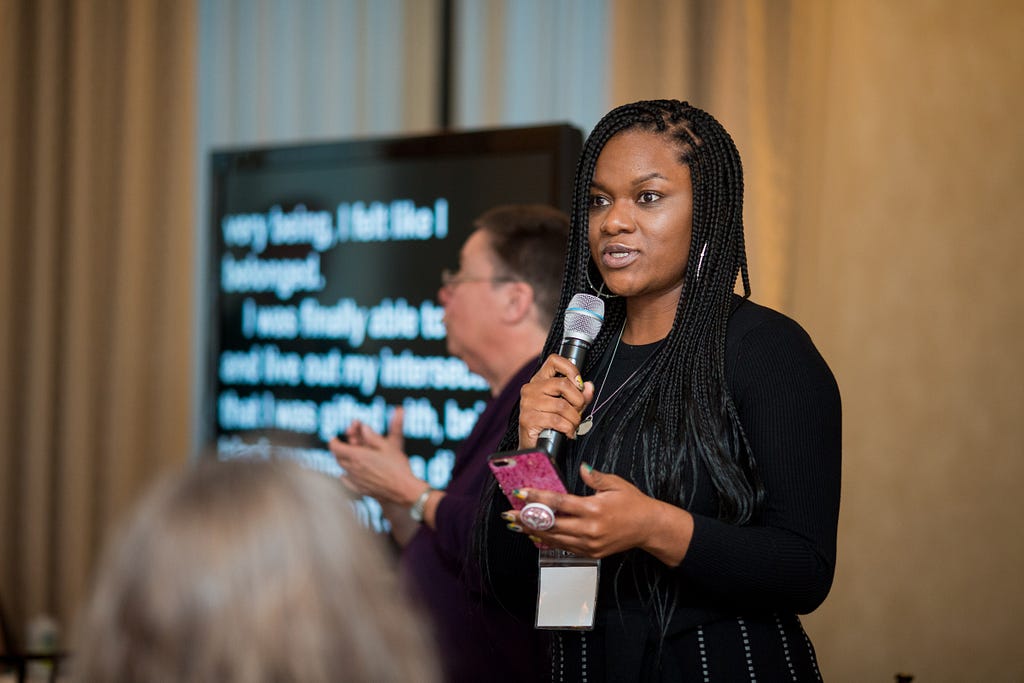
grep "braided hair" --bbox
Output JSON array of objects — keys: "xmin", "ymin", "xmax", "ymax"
[{"xmin": 503, "ymin": 99, "xmax": 764, "ymax": 524}]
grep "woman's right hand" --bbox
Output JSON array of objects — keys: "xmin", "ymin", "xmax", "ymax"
[{"xmin": 518, "ymin": 353, "xmax": 595, "ymax": 448}]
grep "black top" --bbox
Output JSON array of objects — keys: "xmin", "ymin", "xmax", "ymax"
[{"xmin": 482, "ymin": 297, "xmax": 841, "ymax": 681}]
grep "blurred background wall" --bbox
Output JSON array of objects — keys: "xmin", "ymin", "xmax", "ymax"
[{"xmin": 2, "ymin": 0, "xmax": 1022, "ymax": 680}]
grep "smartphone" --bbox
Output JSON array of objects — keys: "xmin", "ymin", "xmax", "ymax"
[
  {"xmin": 489, "ymin": 449, "xmax": 567, "ymax": 548},
  {"xmin": 488, "ymin": 448, "xmax": 567, "ymax": 512}
]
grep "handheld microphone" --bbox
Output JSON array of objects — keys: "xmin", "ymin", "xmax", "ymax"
[{"xmin": 536, "ymin": 293, "xmax": 605, "ymax": 457}]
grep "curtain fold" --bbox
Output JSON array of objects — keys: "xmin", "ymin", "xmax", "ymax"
[
  {"xmin": 608, "ymin": 0, "xmax": 818, "ymax": 311},
  {"xmin": 452, "ymin": 0, "xmax": 608, "ymax": 133},
  {"xmin": 198, "ymin": 0, "xmax": 441, "ymax": 147},
  {"xmin": 0, "ymin": 0, "xmax": 196, "ymax": 644}
]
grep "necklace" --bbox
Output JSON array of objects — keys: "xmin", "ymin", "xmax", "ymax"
[{"xmin": 576, "ymin": 325, "xmax": 646, "ymax": 436}]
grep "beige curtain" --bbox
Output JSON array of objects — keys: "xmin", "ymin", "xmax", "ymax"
[
  {"xmin": 609, "ymin": 1, "xmax": 1024, "ymax": 680},
  {"xmin": 0, "ymin": 0, "xmax": 196, "ymax": 647},
  {"xmin": 450, "ymin": 0, "xmax": 608, "ymax": 132},
  {"xmin": 608, "ymin": 0, "xmax": 832, "ymax": 310},
  {"xmin": 199, "ymin": 0, "xmax": 442, "ymax": 146}
]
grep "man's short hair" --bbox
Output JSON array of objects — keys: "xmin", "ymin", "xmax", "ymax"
[{"xmin": 474, "ymin": 204, "xmax": 569, "ymax": 328}]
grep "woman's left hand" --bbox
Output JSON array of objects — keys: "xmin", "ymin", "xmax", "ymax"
[
  {"xmin": 506, "ymin": 464, "xmax": 695, "ymax": 565},
  {"xmin": 329, "ymin": 408, "xmax": 422, "ymax": 506}
]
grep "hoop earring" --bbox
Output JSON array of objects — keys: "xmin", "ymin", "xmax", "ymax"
[{"xmin": 586, "ymin": 264, "xmax": 620, "ymax": 299}]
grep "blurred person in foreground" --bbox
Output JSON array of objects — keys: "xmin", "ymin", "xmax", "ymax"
[
  {"xmin": 330, "ymin": 204, "xmax": 569, "ymax": 681},
  {"xmin": 71, "ymin": 457, "xmax": 440, "ymax": 683}
]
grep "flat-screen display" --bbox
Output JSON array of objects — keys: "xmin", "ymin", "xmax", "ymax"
[{"xmin": 204, "ymin": 124, "xmax": 582, "ymax": 530}]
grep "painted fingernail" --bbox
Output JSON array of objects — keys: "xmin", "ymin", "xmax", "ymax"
[
  {"xmin": 506, "ymin": 523, "xmax": 523, "ymax": 533},
  {"xmin": 528, "ymin": 535, "xmax": 542, "ymax": 544},
  {"xmin": 575, "ymin": 375, "xmax": 584, "ymax": 390},
  {"xmin": 512, "ymin": 489, "xmax": 528, "ymax": 500},
  {"xmin": 583, "ymin": 462, "xmax": 593, "ymax": 473},
  {"xmin": 500, "ymin": 511, "xmax": 515, "ymax": 522}
]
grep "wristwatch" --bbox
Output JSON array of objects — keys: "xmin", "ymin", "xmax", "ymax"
[{"xmin": 409, "ymin": 486, "xmax": 433, "ymax": 522}]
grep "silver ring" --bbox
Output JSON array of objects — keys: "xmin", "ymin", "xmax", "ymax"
[{"xmin": 520, "ymin": 502, "xmax": 555, "ymax": 531}]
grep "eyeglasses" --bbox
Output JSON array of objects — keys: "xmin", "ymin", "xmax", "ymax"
[{"xmin": 440, "ymin": 268, "xmax": 518, "ymax": 288}]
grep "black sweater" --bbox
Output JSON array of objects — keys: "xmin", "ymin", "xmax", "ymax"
[{"xmin": 482, "ymin": 297, "xmax": 841, "ymax": 681}]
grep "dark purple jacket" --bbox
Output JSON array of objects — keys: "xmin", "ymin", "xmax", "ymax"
[{"xmin": 401, "ymin": 360, "xmax": 544, "ymax": 683}]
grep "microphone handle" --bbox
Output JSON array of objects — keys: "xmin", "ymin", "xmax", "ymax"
[
  {"xmin": 536, "ymin": 430, "xmax": 564, "ymax": 457},
  {"xmin": 557, "ymin": 337, "xmax": 589, "ymax": 368},
  {"xmin": 536, "ymin": 337, "xmax": 590, "ymax": 457}
]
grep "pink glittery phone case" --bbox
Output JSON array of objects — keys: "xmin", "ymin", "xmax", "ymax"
[{"xmin": 488, "ymin": 448, "xmax": 567, "ymax": 512}]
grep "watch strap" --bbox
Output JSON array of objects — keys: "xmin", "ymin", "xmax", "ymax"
[{"xmin": 409, "ymin": 486, "xmax": 433, "ymax": 522}]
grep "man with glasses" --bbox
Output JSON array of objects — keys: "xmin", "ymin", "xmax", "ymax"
[{"xmin": 330, "ymin": 204, "xmax": 568, "ymax": 682}]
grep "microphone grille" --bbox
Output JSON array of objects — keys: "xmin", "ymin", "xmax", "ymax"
[{"xmin": 563, "ymin": 293, "xmax": 605, "ymax": 343}]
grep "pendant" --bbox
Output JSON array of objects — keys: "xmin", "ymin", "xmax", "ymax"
[{"xmin": 576, "ymin": 416, "xmax": 593, "ymax": 436}]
